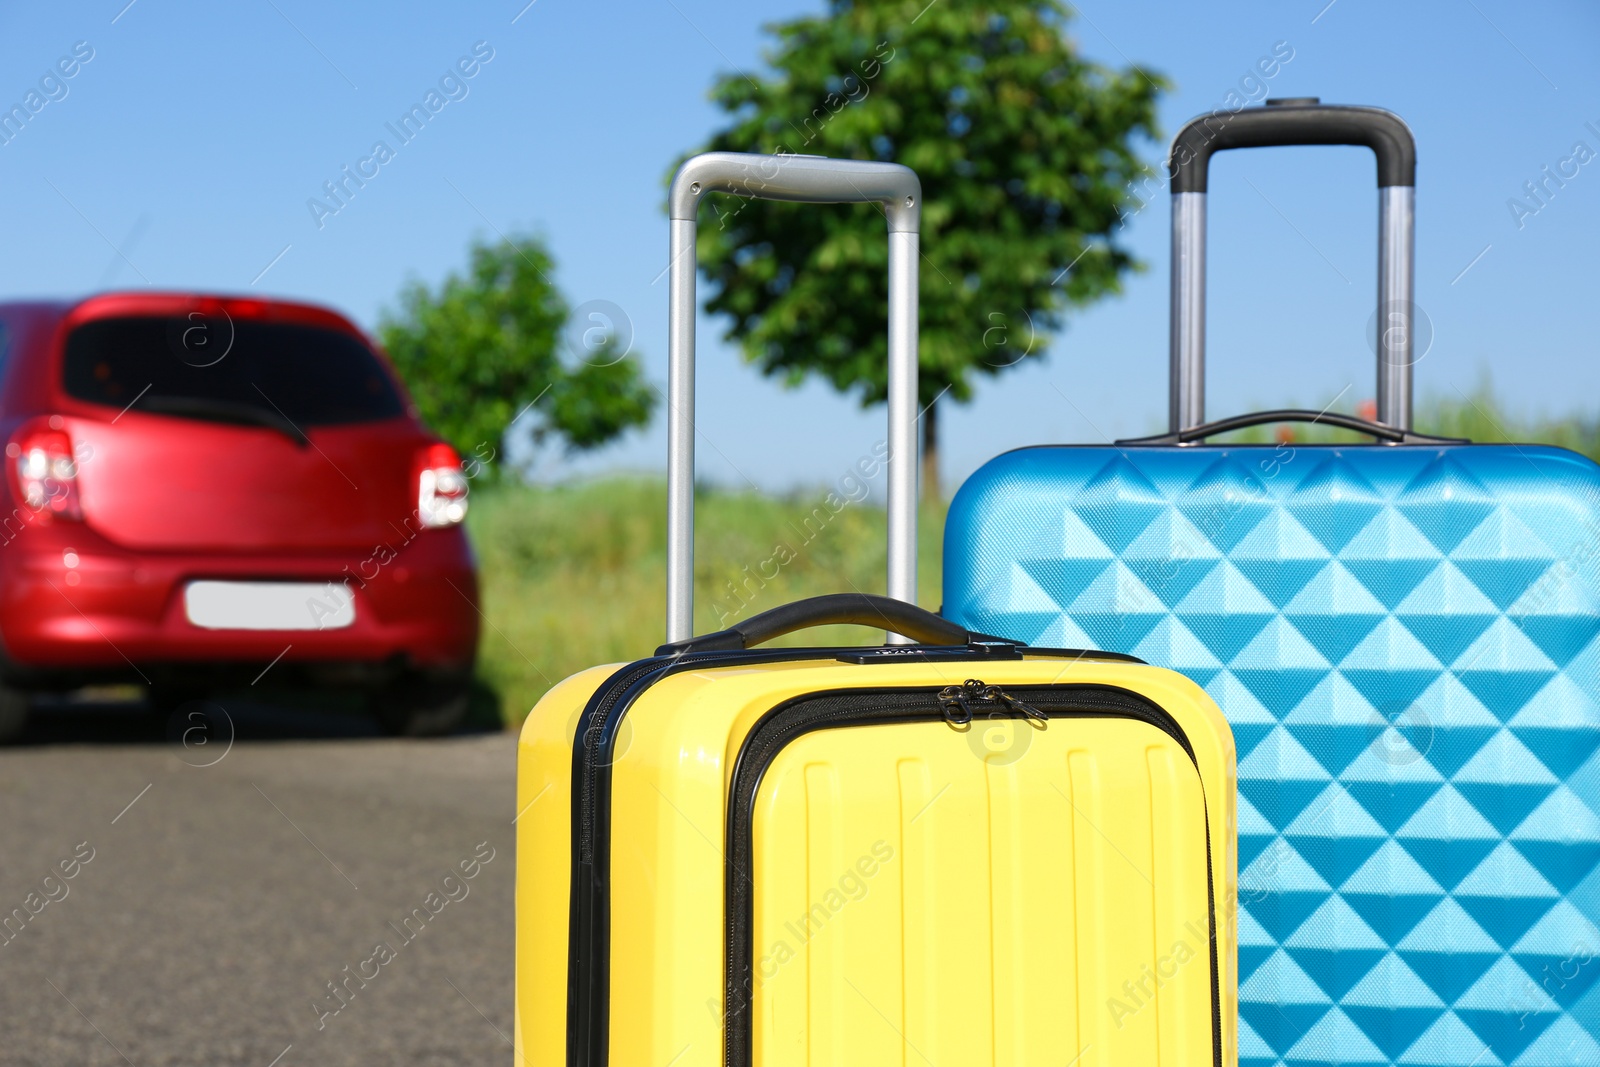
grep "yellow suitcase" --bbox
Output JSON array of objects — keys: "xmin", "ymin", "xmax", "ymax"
[{"xmin": 514, "ymin": 153, "xmax": 1238, "ymax": 1067}]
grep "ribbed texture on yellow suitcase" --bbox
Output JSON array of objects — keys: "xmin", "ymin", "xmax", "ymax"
[{"xmin": 752, "ymin": 721, "xmax": 1216, "ymax": 1064}]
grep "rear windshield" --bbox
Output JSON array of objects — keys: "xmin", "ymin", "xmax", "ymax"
[{"xmin": 62, "ymin": 315, "xmax": 405, "ymax": 427}]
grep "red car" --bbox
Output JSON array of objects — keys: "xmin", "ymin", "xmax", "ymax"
[{"xmin": 0, "ymin": 293, "xmax": 480, "ymax": 740}]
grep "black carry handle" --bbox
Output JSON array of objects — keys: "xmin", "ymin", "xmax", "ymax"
[
  {"xmin": 1168, "ymin": 100, "xmax": 1416, "ymax": 193},
  {"xmin": 655, "ymin": 593, "xmax": 1013, "ymax": 656},
  {"xmin": 1118, "ymin": 409, "xmax": 1467, "ymax": 447}
]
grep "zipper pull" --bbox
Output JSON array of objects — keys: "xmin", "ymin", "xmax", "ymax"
[
  {"xmin": 938, "ymin": 684, "xmax": 973, "ymax": 726},
  {"xmin": 997, "ymin": 690, "xmax": 1049, "ymax": 724},
  {"xmin": 977, "ymin": 682, "xmax": 1047, "ymax": 723},
  {"xmin": 941, "ymin": 680, "xmax": 1046, "ymax": 728}
]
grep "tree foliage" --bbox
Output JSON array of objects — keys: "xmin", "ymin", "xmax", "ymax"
[
  {"xmin": 380, "ymin": 236, "xmax": 655, "ymax": 472},
  {"xmin": 688, "ymin": 0, "xmax": 1165, "ymax": 489}
]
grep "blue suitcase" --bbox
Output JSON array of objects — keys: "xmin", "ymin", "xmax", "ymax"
[{"xmin": 943, "ymin": 101, "xmax": 1600, "ymax": 1066}]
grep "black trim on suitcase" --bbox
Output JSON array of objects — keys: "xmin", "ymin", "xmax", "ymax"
[
  {"xmin": 564, "ymin": 646, "xmax": 1140, "ymax": 1067},
  {"xmin": 721, "ymin": 684, "xmax": 1222, "ymax": 1067},
  {"xmin": 567, "ymin": 647, "xmax": 875, "ymax": 1067}
]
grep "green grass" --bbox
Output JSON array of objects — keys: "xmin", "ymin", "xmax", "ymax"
[
  {"xmin": 467, "ymin": 387, "xmax": 1600, "ymax": 728},
  {"xmin": 1416, "ymin": 391, "xmax": 1600, "ymax": 458},
  {"xmin": 466, "ymin": 478, "xmax": 945, "ymax": 726}
]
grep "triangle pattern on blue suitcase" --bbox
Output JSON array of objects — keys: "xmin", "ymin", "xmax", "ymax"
[{"xmin": 944, "ymin": 442, "xmax": 1600, "ymax": 1066}]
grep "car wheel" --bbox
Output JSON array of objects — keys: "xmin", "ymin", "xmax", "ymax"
[
  {"xmin": 0, "ymin": 683, "xmax": 31, "ymax": 744},
  {"xmin": 374, "ymin": 675, "xmax": 470, "ymax": 737}
]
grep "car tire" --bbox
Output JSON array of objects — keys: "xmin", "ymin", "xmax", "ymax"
[
  {"xmin": 374, "ymin": 675, "xmax": 470, "ymax": 737},
  {"xmin": 0, "ymin": 683, "xmax": 31, "ymax": 744}
]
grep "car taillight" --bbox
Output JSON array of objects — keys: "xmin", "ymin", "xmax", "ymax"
[
  {"xmin": 415, "ymin": 443, "xmax": 468, "ymax": 528},
  {"xmin": 6, "ymin": 425, "xmax": 82, "ymax": 520}
]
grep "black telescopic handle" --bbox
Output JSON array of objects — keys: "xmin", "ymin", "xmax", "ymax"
[
  {"xmin": 1117, "ymin": 409, "xmax": 1467, "ymax": 447},
  {"xmin": 655, "ymin": 593, "xmax": 988, "ymax": 656},
  {"xmin": 1168, "ymin": 102, "xmax": 1416, "ymax": 194}
]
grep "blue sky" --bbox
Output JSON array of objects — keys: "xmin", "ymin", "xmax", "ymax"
[{"xmin": 1, "ymin": 0, "xmax": 1596, "ymax": 494}]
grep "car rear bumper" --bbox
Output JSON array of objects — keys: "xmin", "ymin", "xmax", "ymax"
[{"xmin": 0, "ymin": 522, "xmax": 479, "ymax": 685}]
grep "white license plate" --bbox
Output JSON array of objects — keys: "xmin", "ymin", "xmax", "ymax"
[{"xmin": 183, "ymin": 581, "xmax": 355, "ymax": 631}]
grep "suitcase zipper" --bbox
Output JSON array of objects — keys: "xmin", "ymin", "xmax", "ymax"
[
  {"xmin": 720, "ymin": 683, "xmax": 1222, "ymax": 1067},
  {"xmin": 566, "ymin": 658, "xmax": 1202, "ymax": 1067}
]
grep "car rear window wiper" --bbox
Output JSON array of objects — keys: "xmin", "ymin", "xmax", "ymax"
[{"xmin": 132, "ymin": 394, "xmax": 311, "ymax": 447}]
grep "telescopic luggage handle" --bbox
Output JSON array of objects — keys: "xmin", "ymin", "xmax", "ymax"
[
  {"xmin": 664, "ymin": 152, "xmax": 922, "ymax": 645},
  {"xmin": 1167, "ymin": 99, "xmax": 1418, "ymax": 432}
]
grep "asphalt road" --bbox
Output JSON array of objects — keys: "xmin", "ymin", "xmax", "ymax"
[{"xmin": 0, "ymin": 700, "xmax": 519, "ymax": 1067}]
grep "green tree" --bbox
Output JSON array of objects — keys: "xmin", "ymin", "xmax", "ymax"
[
  {"xmin": 380, "ymin": 235, "xmax": 656, "ymax": 474},
  {"xmin": 689, "ymin": 0, "xmax": 1164, "ymax": 498}
]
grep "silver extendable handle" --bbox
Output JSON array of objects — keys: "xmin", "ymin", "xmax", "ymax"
[
  {"xmin": 1170, "ymin": 191, "xmax": 1207, "ymax": 433},
  {"xmin": 664, "ymin": 152, "xmax": 922, "ymax": 645},
  {"xmin": 1167, "ymin": 101, "xmax": 1418, "ymax": 432},
  {"xmin": 1376, "ymin": 185, "xmax": 1415, "ymax": 428}
]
